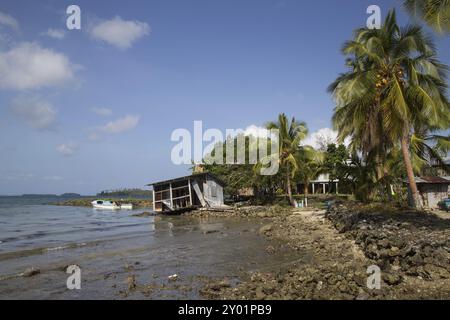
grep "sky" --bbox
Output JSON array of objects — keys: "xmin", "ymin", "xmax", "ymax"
[{"xmin": 0, "ymin": 0, "xmax": 449, "ymax": 195}]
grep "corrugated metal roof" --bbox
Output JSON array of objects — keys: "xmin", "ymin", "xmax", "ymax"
[
  {"xmin": 416, "ymin": 176, "xmax": 450, "ymax": 184},
  {"xmin": 147, "ymin": 172, "xmax": 225, "ymax": 187}
]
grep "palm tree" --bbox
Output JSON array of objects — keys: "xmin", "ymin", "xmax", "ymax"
[
  {"xmin": 403, "ymin": 0, "xmax": 450, "ymax": 34},
  {"xmin": 266, "ymin": 113, "xmax": 308, "ymax": 206},
  {"xmin": 329, "ymin": 10, "xmax": 449, "ymax": 208}
]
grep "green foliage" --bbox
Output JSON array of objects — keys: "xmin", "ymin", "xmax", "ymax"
[
  {"xmin": 322, "ymin": 144, "xmax": 349, "ymax": 184},
  {"xmin": 329, "ymin": 9, "xmax": 449, "ymax": 206},
  {"xmin": 97, "ymin": 188, "xmax": 153, "ymax": 199},
  {"xmin": 403, "ymin": 0, "xmax": 450, "ymax": 34}
]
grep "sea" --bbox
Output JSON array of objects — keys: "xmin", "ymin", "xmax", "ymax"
[{"xmin": 0, "ymin": 195, "xmax": 304, "ymax": 299}]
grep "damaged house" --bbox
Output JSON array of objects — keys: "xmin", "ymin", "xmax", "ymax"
[{"xmin": 148, "ymin": 173, "xmax": 225, "ymax": 213}]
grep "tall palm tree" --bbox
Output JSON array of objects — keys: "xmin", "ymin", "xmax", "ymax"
[
  {"xmin": 329, "ymin": 10, "xmax": 449, "ymax": 208},
  {"xmin": 403, "ymin": 0, "xmax": 450, "ymax": 34},
  {"xmin": 266, "ymin": 113, "xmax": 308, "ymax": 206}
]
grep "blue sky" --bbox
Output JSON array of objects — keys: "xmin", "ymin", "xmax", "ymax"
[{"xmin": 0, "ymin": 0, "xmax": 449, "ymax": 195}]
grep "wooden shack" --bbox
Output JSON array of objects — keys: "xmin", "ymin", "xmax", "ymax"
[
  {"xmin": 148, "ymin": 173, "xmax": 225, "ymax": 213},
  {"xmin": 408, "ymin": 176, "xmax": 450, "ymax": 209}
]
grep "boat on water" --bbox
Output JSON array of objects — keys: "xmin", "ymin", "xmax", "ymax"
[{"xmin": 91, "ymin": 200, "xmax": 133, "ymax": 210}]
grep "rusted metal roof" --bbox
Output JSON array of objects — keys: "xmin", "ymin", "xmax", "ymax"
[{"xmin": 417, "ymin": 176, "xmax": 450, "ymax": 184}]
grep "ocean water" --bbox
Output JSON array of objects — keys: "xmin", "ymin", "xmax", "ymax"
[
  {"xmin": 0, "ymin": 196, "xmax": 305, "ymax": 299},
  {"xmin": 0, "ymin": 196, "xmax": 152, "ymax": 254}
]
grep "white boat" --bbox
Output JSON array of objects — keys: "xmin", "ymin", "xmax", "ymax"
[{"xmin": 91, "ymin": 200, "xmax": 133, "ymax": 210}]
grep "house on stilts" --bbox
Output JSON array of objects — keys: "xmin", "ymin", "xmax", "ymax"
[{"xmin": 148, "ymin": 173, "xmax": 226, "ymax": 213}]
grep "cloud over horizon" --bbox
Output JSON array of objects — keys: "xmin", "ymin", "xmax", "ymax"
[
  {"xmin": 90, "ymin": 16, "xmax": 150, "ymax": 50},
  {"xmin": 41, "ymin": 28, "xmax": 66, "ymax": 40},
  {"xmin": 99, "ymin": 115, "xmax": 140, "ymax": 134},
  {"xmin": 0, "ymin": 42, "xmax": 75, "ymax": 90}
]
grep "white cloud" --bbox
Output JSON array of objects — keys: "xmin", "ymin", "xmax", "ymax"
[
  {"xmin": 0, "ymin": 42, "xmax": 75, "ymax": 90},
  {"xmin": 90, "ymin": 16, "xmax": 150, "ymax": 50},
  {"xmin": 302, "ymin": 128, "xmax": 350, "ymax": 150},
  {"xmin": 11, "ymin": 96, "xmax": 57, "ymax": 130},
  {"xmin": 99, "ymin": 115, "xmax": 140, "ymax": 134},
  {"xmin": 57, "ymin": 143, "xmax": 78, "ymax": 156},
  {"xmin": 243, "ymin": 125, "xmax": 274, "ymax": 139},
  {"xmin": 91, "ymin": 107, "xmax": 112, "ymax": 116},
  {"xmin": 0, "ymin": 11, "xmax": 19, "ymax": 32},
  {"xmin": 224, "ymin": 125, "xmax": 278, "ymax": 141},
  {"xmin": 41, "ymin": 28, "xmax": 66, "ymax": 40}
]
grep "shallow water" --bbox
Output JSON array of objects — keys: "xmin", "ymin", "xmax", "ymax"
[{"xmin": 0, "ymin": 197, "xmax": 306, "ymax": 299}]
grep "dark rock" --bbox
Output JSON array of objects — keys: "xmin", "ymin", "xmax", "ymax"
[
  {"xmin": 383, "ymin": 272, "xmax": 402, "ymax": 286},
  {"xmin": 22, "ymin": 267, "xmax": 40, "ymax": 277}
]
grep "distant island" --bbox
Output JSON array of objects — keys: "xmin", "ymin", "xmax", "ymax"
[
  {"xmin": 96, "ymin": 188, "xmax": 152, "ymax": 200},
  {"xmin": 19, "ymin": 193, "xmax": 83, "ymax": 198}
]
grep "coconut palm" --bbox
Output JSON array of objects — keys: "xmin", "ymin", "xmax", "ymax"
[
  {"xmin": 266, "ymin": 113, "xmax": 308, "ymax": 206},
  {"xmin": 329, "ymin": 10, "xmax": 449, "ymax": 208},
  {"xmin": 403, "ymin": 0, "xmax": 450, "ymax": 34}
]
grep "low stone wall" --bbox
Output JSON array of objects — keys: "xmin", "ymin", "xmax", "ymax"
[{"xmin": 326, "ymin": 203, "xmax": 450, "ymax": 281}]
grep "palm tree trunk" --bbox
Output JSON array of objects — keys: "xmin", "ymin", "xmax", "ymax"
[
  {"xmin": 401, "ymin": 127, "xmax": 421, "ymax": 209},
  {"xmin": 286, "ymin": 164, "xmax": 294, "ymax": 206}
]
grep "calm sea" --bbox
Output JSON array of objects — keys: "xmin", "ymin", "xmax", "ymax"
[
  {"xmin": 0, "ymin": 196, "xmax": 153, "ymax": 254},
  {"xmin": 0, "ymin": 196, "xmax": 304, "ymax": 299}
]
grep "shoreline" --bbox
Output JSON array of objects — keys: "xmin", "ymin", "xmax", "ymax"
[
  {"xmin": 1, "ymin": 202, "xmax": 448, "ymax": 299},
  {"xmin": 198, "ymin": 203, "xmax": 450, "ymax": 299}
]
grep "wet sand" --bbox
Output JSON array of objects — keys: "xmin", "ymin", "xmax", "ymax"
[{"xmin": 0, "ymin": 215, "xmax": 306, "ymax": 299}]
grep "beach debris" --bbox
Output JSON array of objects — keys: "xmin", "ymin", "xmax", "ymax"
[
  {"xmin": 22, "ymin": 267, "xmax": 40, "ymax": 277},
  {"xmin": 127, "ymin": 275, "xmax": 137, "ymax": 291},
  {"xmin": 259, "ymin": 224, "xmax": 273, "ymax": 235},
  {"xmin": 265, "ymin": 245, "xmax": 276, "ymax": 254},
  {"xmin": 168, "ymin": 274, "xmax": 178, "ymax": 281}
]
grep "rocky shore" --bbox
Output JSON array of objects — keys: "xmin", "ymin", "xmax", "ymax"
[
  {"xmin": 199, "ymin": 203, "xmax": 450, "ymax": 299},
  {"xmin": 326, "ymin": 202, "xmax": 450, "ymax": 286}
]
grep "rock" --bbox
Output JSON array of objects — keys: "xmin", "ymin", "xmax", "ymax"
[
  {"xmin": 389, "ymin": 247, "xmax": 400, "ymax": 257},
  {"xmin": 265, "ymin": 245, "xmax": 275, "ymax": 254},
  {"xmin": 383, "ymin": 272, "xmax": 402, "ymax": 286},
  {"xmin": 255, "ymin": 287, "xmax": 266, "ymax": 299},
  {"xmin": 423, "ymin": 264, "xmax": 450, "ymax": 279},
  {"xmin": 259, "ymin": 224, "xmax": 273, "ymax": 235},
  {"xmin": 127, "ymin": 275, "xmax": 137, "ymax": 291},
  {"xmin": 22, "ymin": 267, "xmax": 40, "ymax": 277},
  {"xmin": 409, "ymin": 253, "xmax": 424, "ymax": 266},
  {"xmin": 203, "ymin": 229, "xmax": 220, "ymax": 234}
]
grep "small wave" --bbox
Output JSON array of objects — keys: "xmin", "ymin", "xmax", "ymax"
[{"xmin": 45, "ymin": 242, "xmax": 88, "ymax": 252}]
